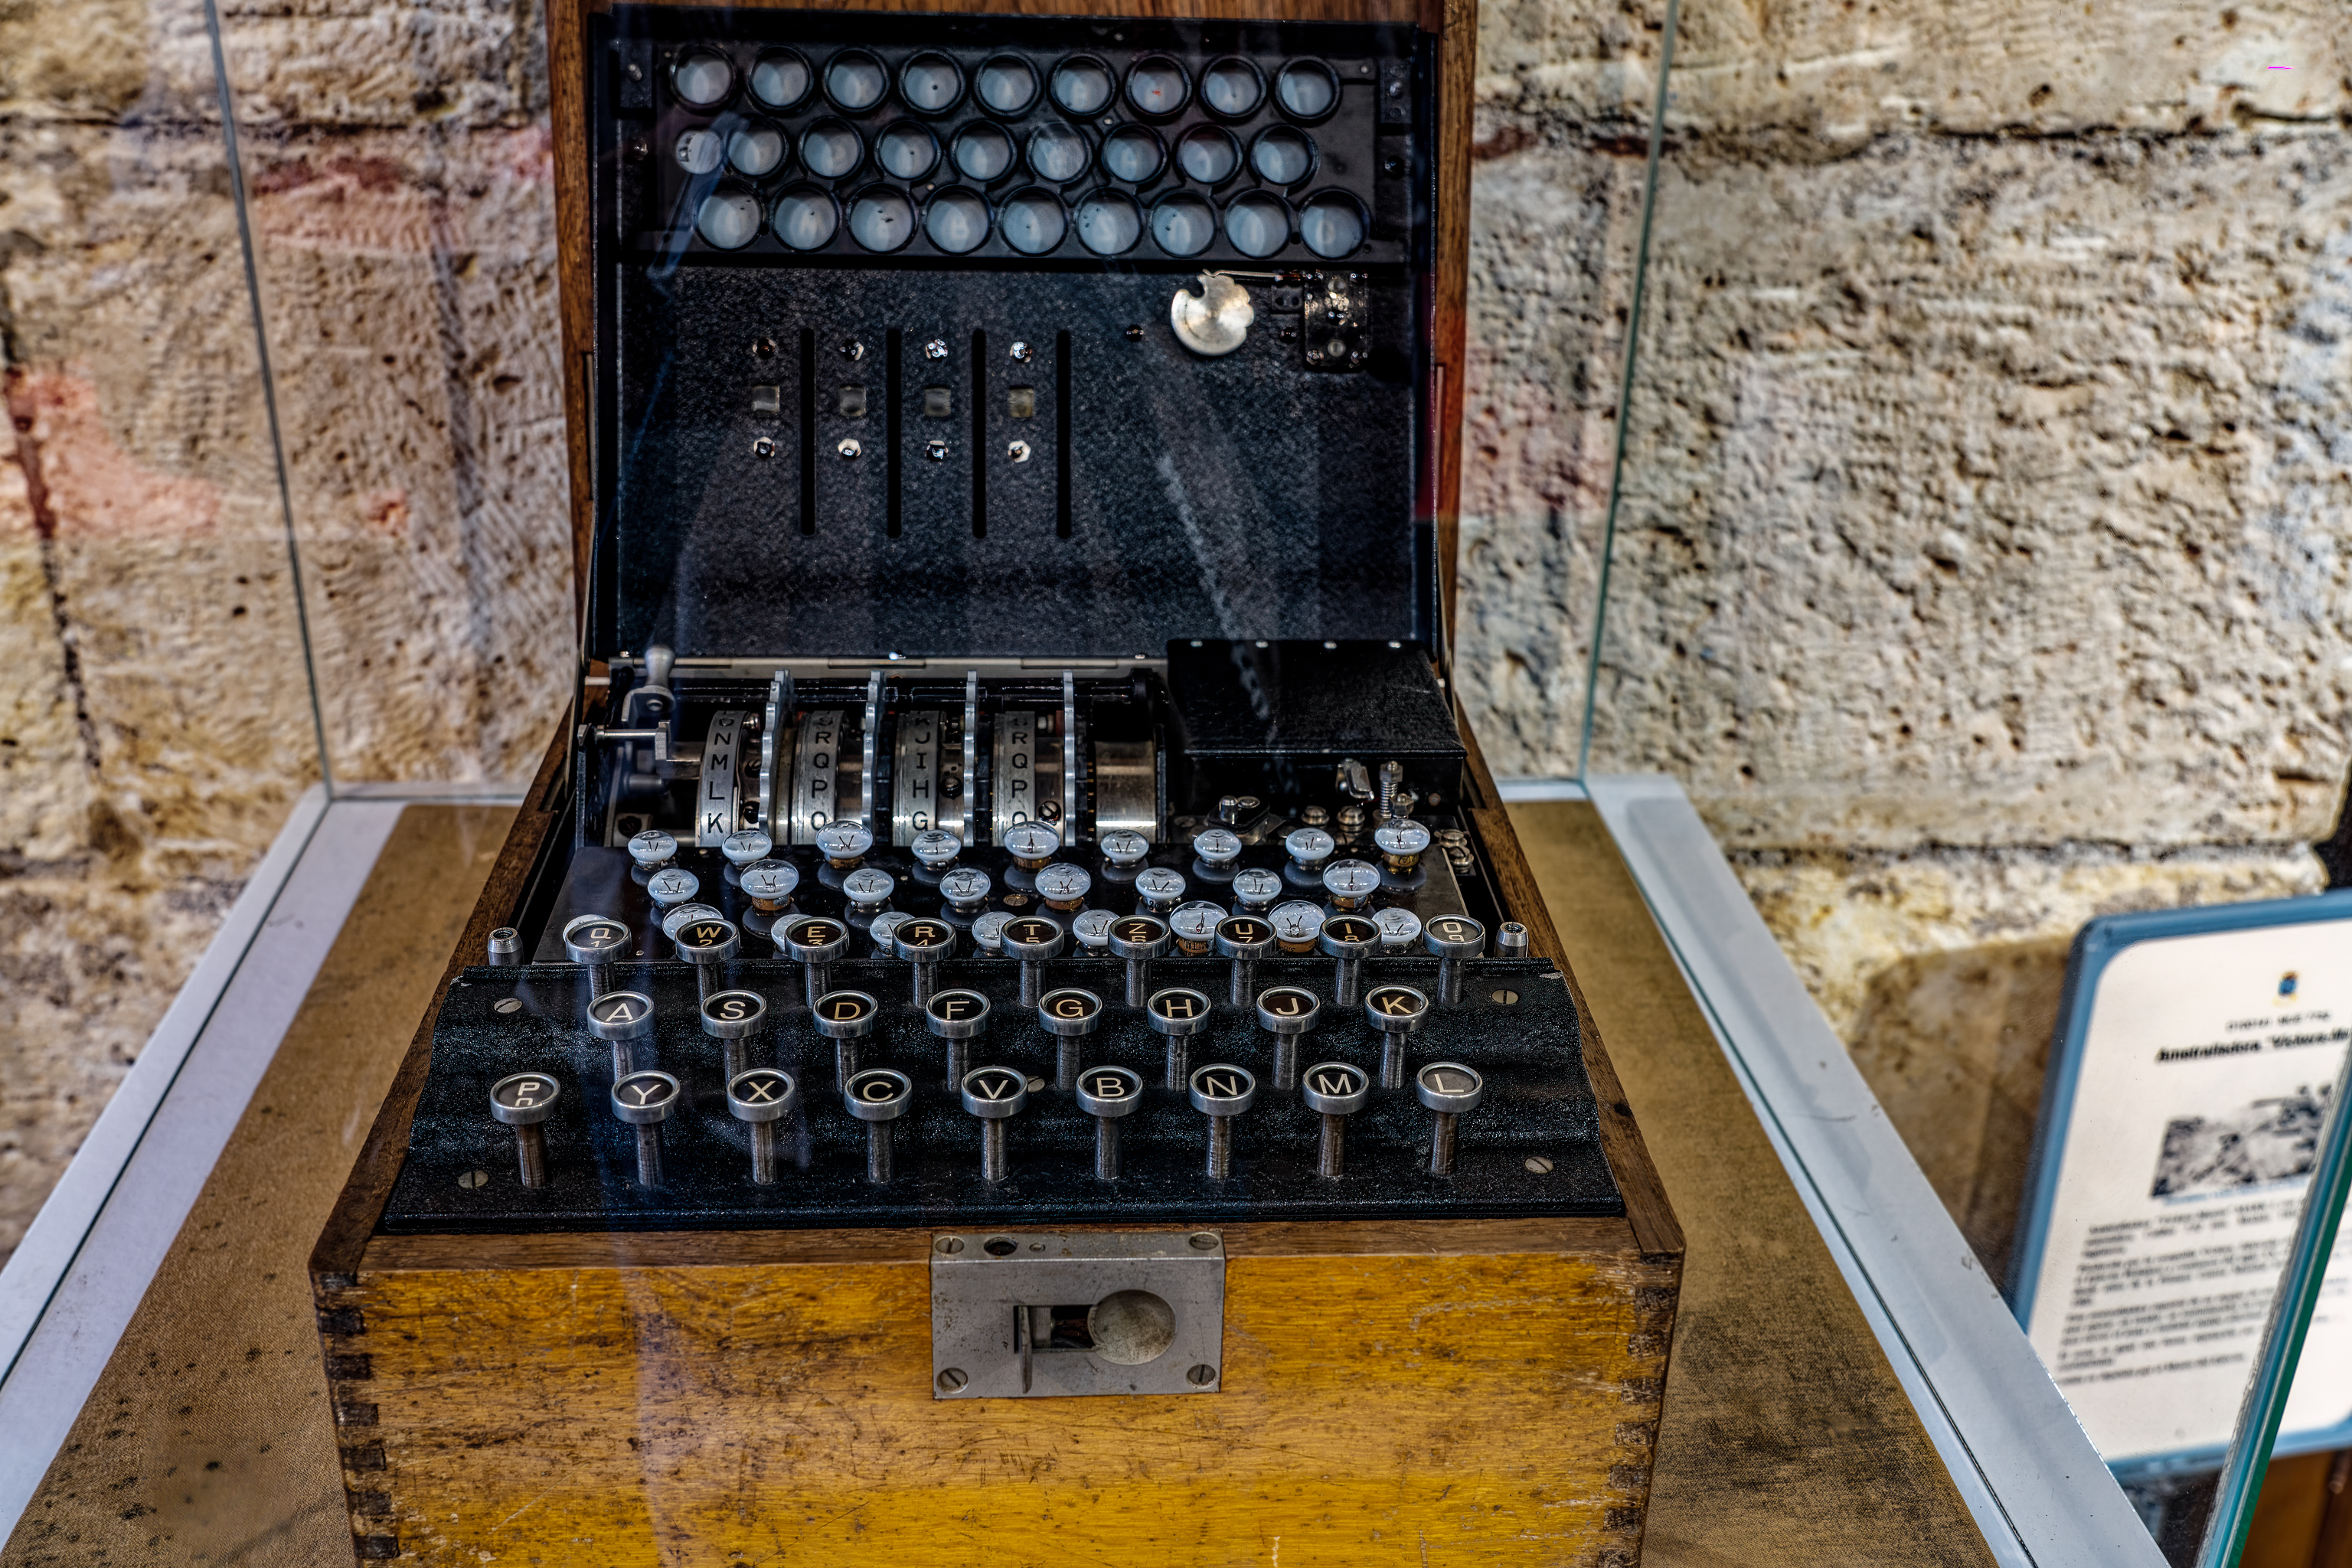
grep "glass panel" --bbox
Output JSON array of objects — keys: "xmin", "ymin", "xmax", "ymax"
[
  {"xmin": 208, "ymin": 1, "xmax": 573, "ymax": 789},
  {"xmin": 0, "ymin": 28, "xmax": 318, "ymax": 1256},
  {"xmin": 1584, "ymin": 0, "xmax": 2352, "ymax": 1556}
]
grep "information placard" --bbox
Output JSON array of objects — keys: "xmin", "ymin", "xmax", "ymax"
[{"xmin": 2011, "ymin": 893, "xmax": 2352, "ymax": 1474}]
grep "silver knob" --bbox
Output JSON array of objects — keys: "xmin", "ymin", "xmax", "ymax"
[
  {"xmin": 1071, "ymin": 907, "xmax": 1116, "ymax": 956},
  {"xmin": 1133, "ymin": 865, "xmax": 1187, "ymax": 914},
  {"xmin": 776, "ymin": 915, "xmax": 851, "ymax": 1007},
  {"xmin": 911, "ymin": 828, "xmax": 962, "ymax": 869},
  {"xmin": 700, "ymin": 987, "xmax": 767, "ymax": 1079},
  {"xmin": 1099, "ymin": 828, "xmax": 1152, "ymax": 871},
  {"xmin": 1170, "ymin": 900, "xmax": 1224, "ymax": 955},
  {"xmin": 610, "ymin": 1070, "xmax": 681, "ymax": 1187},
  {"xmin": 1147, "ymin": 985, "xmax": 1215, "ymax": 1089},
  {"xmin": 815, "ymin": 820, "xmax": 874, "ymax": 865},
  {"xmin": 1317, "ymin": 913, "xmax": 1382, "ymax": 1008},
  {"xmin": 1191, "ymin": 826, "xmax": 1243, "ymax": 876},
  {"xmin": 489, "ymin": 1072, "xmax": 558, "ymax": 1189},
  {"xmin": 959, "ymin": 1065, "xmax": 1029, "ymax": 1182},
  {"xmin": 727, "ymin": 1066, "xmax": 796, "ymax": 1184},
  {"xmin": 1269, "ymin": 900, "xmax": 1323, "ymax": 954},
  {"xmin": 867, "ymin": 910, "xmax": 908, "ymax": 955},
  {"xmin": 1374, "ymin": 906, "xmax": 1423, "ymax": 953},
  {"xmin": 1255, "ymin": 984, "xmax": 1321, "ymax": 1091},
  {"xmin": 939, "ymin": 865, "xmax": 992, "ymax": 913},
  {"xmin": 739, "ymin": 858, "xmax": 801, "ymax": 913},
  {"xmin": 892, "ymin": 916, "xmax": 957, "ymax": 1008},
  {"xmin": 845, "ymin": 1067, "xmax": 915, "ymax": 1184},
  {"xmin": 1364, "ymin": 982, "xmax": 1431, "ymax": 1089},
  {"xmin": 1416, "ymin": 1060, "xmax": 1485, "ymax": 1176},
  {"xmin": 1423, "ymin": 914, "xmax": 1485, "ymax": 1004},
  {"xmin": 720, "ymin": 828, "xmax": 773, "ymax": 867},
  {"xmin": 563, "ymin": 913, "xmax": 632, "ymax": 1001},
  {"xmin": 841, "ymin": 866, "xmax": 894, "ymax": 914},
  {"xmin": 645, "ymin": 865, "xmax": 701, "ymax": 910},
  {"xmin": 1002, "ymin": 819, "xmax": 1060, "ymax": 869},
  {"xmin": 1495, "ymin": 922, "xmax": 1530, "ymax": 959},
  {"xmin": 926, "ymin": 988, "xmax": 992, "ymax": 1089},
  {"xmin": 1108, "ymin": 913, "xmax": 1174, "ymax": 1006},
  {"xmin": 1034, "ymin": 862, "xmax": 1092, "ymax": 910},
  {"xmin": 972, "ymin": 910, "xmax": 1012, "ymax": 955},
  {"xmin": 1284, "ymin": 826, "xmax": 1334, "ymax": 875},
  {"xmin": 627, "ymin": 829, "xmax": 678, "ymax": 871},
  {"xmin": 1000, "ymin": 915, "xmax": 1067, "ymax": 1008},
  {"xmin": 1373, "ymin": 818, "xmax": 1431, "ymax": 875},
  {"xmin": 1037, "ymin": 986, "xmax": 1106, "ymax": 1090},
  {"xmin": 486, "ymin": 926, "xmax": 522, "ymax": 965},
  {"xmin": 1214, "ymin": 915, "xmax": 1276, "ymax": 1006},
  {"xmin": 1187, "ymin": 1063, "xmax": 1256, "ymax": 1181},
  {"xmin": 1074, "ymin": 1064, "xmax": 1144, "ymax": 1180},
  {"xmin": 1321, "ymin": 859, "xmax": 1380, "ymax": 912},
  {"xmin": 671, "ymin": 913, "xmax": 740, "ymax": 1002},
  {"xmin": 584, "ymin": 989, "xmax": 655, "ymax": 1080},
  {"xmin": 812, "ymin": 988, "xmax": 881, "ymax": 1089},
  {"xmin": 1299, "ymin": 1060, "xmax": 1372, "ymax": 1178},
  {"xmin": 660, "ymin": 901, "xmax": 723, "ymax": 941},
  {"xmin": 1230, "ymin": 867, "xmax": 1282, "ymax": 913}
]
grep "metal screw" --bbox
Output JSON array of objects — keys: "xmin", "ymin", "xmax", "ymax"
[
  {"xmin": 841, "ymin": 338, "xmax": 865, "ymax": 361},
  {"xmin": 753, "ymin": 336, "xmax": 776, "ymax": 357},
  {"xmin": 935, "ymin": 1236, "xmax": 965, "ymax": 1254},
  {"xmin": 838, "ymin": 438, "xmax": 862, "ymax": 459},
  {"xmin": 1525, "ymin": 1155, "xmax": 1555, "ymax": 1174},
  {"xmin": 457, "ymin": 1168, "xmax": 489, "ymax": 1189},
  {"xmin": 494, "ymin": 997, "xmax": 522, "ymax": 1014},
  {"xmin": 1491, "ymin": 988, "xmax": 1521, "ymax": 1005},
  {"xmin": 1009, "ymin": 340, "xmax": 1033, "ymax": 362},
  {"xmin": 937, "ymin": 1368, "xmax": 969, "ymax": 1392},
  {"xmin": 1008, "ymin": 439, "xmax": 1031, "ymax": 462},
  {"xmin": 1187, "ymin": 1364, "xmax": 1217, "ymax": 1386},
  {"xmin": 752, "ymin": 436, "xmax": 776, "ymax": 459},
  {"xmin": 925, "ymin": 439, "xmax": 949, "ymax": 462},
  {"xmin": 923, "ymin": 338, "xmax": 949, "ymax": 360},
  {"xmin": 626, "ymin": 61, "xmax": 642, "ymax": 80},
  {"xmin": 1189, "ymin": 1232, "xmax": 1218, "ymax": 1251}
]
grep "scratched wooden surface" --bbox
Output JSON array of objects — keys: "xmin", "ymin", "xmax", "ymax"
[
  {"xmin": 6, "ymin": 799, "xmax": 2024, "ymax": 1566},
  {"xmin": 330, "ymin": 1228, "xmax": 1671, "ymax": 1565}
]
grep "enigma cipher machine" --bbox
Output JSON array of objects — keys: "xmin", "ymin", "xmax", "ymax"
[{"xmin": 309, "ymin": 4, "xmax": 1682, "ymax": 1563}]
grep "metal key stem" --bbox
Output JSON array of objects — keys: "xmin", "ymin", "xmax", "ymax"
[
  {"xmin": 516, "ymin": 1124, "xmax": 547, "ymax": 1189},
  {"xmin": 981, "ymin": 1120, "xmax": 1008, "ymax": 1183},
  {"xmin": 1206, "ymin": 1117, "xmax": 1233, "ymax": 1181},
  {"xmin": 1318, "ymin": 1114, "xmax": 1345, "ymax": 1180},
  {"xmin": 867, "ymin": 1122, "xmax": 895, "ymax": 1184},
  {"xmin": 1095, "ymin": 1118, "xmax": 1122, "ymax": 1181},
  {"xmin": 635, "ymin": 1125, "xmax": 662, "ymax": 1187},
  {"xmin": 750, "ymin": 1122, "xmax": 777, "ymax": 1185}
]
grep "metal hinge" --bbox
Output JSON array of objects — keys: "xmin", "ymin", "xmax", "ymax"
[{"xmin": 929, "ymin": 1230, "xmax": 1226, "ymax": 1400}]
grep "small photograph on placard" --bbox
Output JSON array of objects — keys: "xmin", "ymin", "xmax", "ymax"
[{"xmin": 2151, "ymin": 1087, "xmax": 2330, "ymax": 1200}]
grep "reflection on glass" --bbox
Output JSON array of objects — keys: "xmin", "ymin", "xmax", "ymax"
[
  {"xmin": 952, "ymin": 122, "xmax": 1015, "ymax": 182},
  {"xmin": 900, "ymin": 53, "xmax": 964, "ymax": 113},
  {"xmin": 848, "ymin": 186, "xmax": 915, "ymax": 251},
  {"xmin": 1151, "ymin": 192, "xmax": 1216, "ymax": 256},
  {"xmin": 728, "ymin": 124, "xmax": 787, "ymax": 178},
  {"xmin": 1276, "ymin": 60, "xmax": 1338, "ymax": 119},
  {"xmin": 750, "ymin": 50, "xmax": 811, "ymax": 110},
  {"xmin": 675, "ymin": 129, "xmax": 724, "ymax": 175},
  {"xmin": 1026, "ymin": 123, "xmax": 1089, "ymax": 183},
  {"xmin": 1176, "ymin": 126, "xmax": 1240, "ymax": 185},
  {"xmin": 773, "ymin": 185, "xmax": 839, "ymax": 250},
  {"xmin": 1099, "ymin": 125, "xmax": 1163, "ymax": 184},
  {"xmin": 672, "ymin": 49, "xmax": 733, "ymax": 108},
  {"xmin": 1200, "ymin": 58, "xmax": 1263, "ymax": 118},
  {"xmin": 1250, "ymin": 126, "xmax": 1314, "ymax": 186},
  {"xmin": 825, "ymin": 51, "xmax": 887, "ymax": 113},
  {"xmin": 800, "ymin": 119, "xmax": 864, "ymax": 179},
  {"xmin": 1125, "ymin": 57, "xmax": 1188, "ymax": 117},
  {"xmin": 1075, "ymin": 189, "xmax": 1142, "ymax": 255},
  {"xmin": 877, "ymin": 121, "xmax": 939, "ymax": 181},
  {"xmin": 999, "ymin": 188, "xmax": 1067, "ymax": 255},
  {"xmin": 975, "ymin": 55, "xmax": 1038, "ymax": 116},
  {"xmin": 1224, "ymin": 191, "xmax": 1289, "ymax": 258},
  {"xmin": 696, "ymin": 189, "xmax": 763, "ymax": 250},
  {"xmin": 1051, "ymin": 57, "xmax": 1113, "ymax": 116},
  {"xmin": 1297, "ymin": 190, "xmax": 1364, "ymax": 259},
  {"xmin": 926, "ymin": 188, "xmax": 991, "ymax": 254}
]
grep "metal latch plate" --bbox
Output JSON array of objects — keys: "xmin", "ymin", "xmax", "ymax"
[{"xmin": 930, "ymin": 1230, "xmax": 1226, "ymax": 1400}]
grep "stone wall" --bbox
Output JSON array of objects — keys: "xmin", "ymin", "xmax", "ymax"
[
  {"xmin": 2, "ymin": 0, "xmax": 2347, "ymax": 1281},
  {"xmin": 1455, "ymin": 0, "xmax": 2352, "ymax": 1270}
]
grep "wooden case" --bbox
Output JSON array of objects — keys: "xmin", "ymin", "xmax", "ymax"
[{"xmin": 308, "ymin": 0, "xmax": 1684, "ymax": 1561}]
